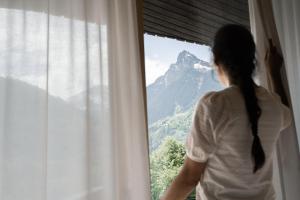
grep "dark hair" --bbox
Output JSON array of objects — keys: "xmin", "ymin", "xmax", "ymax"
[{"xmin": 212, "ymin": 24, "xmax": 265, "ymax": 173}]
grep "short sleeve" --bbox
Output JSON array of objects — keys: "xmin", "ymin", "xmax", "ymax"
[
  {"xmin": 185, "ymin": 91, "xmax": 228, "ymax": 163},
  {"xmin": 280, "ymin": 104, "xmax": 292, "ymax": 131},
  {"xmin": 270, "ymin": 92, "xmax": 292, "ymax": 131}
]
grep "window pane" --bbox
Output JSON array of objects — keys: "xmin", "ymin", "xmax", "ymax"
[{"xmin": 144, "ymin": 34, "xmax": 222, "ymax": 200}]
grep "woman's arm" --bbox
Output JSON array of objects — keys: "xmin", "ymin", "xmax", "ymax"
[
  {"xmin": 160, "ymin": 157, "xmax": 206, "ymax": 200},
  {"xmin": 265, "ymin": 39, "xmax": 289, "ymax": 106}
]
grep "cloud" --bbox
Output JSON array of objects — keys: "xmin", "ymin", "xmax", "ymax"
[{"xmin": 145, "ymin": 57, "xmax": 169, "ymax": 86}]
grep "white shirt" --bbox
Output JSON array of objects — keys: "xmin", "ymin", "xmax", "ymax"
[{"xmin": 186, "ymin": 85, "xmax": 292, "ymax": 200}]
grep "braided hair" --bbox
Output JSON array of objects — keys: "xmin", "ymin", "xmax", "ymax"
[{"xmin": 212, "ymin": 24, "xmax": 265, "ymax": 173}]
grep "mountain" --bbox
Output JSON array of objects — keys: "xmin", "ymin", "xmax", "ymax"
[
  {"xmin": 67, "ymin": 85, "xmax": 109, "ymax": 110},
  {"xmin": 0, "ymin": 77, "xmax": 107, "ymax": 198},
  {"xmin": 146, "ymin": 50, "xmax": 222, "ymax": 124}
]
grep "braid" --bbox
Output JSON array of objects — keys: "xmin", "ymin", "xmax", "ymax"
[
  {"xmin": 238, "ymin": 70, "xmax": 265, "ymax": 173},
  {"xmin": 212, "ymin": 24, "xmax": 266, "ymax": 173}
]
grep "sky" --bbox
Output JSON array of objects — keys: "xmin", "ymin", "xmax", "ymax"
[
  {"xmin": 0, "ymin": 9, "xmax": 108, "ymax": 100},
  {"xmin": 144, "ymin": 34, "xmax": 212, "ymax": 85}
]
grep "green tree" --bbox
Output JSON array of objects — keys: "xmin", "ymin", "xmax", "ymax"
[{"xmin": 150, "ymin": 137, "xmax": 196, "ymax": 200}]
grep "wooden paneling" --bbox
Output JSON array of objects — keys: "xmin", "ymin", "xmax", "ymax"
[{"xmin": 144, "ymin": 0, "xmax": 250, "ymax": 45}]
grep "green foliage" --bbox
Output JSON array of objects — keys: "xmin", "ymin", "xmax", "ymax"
[
  {"xmin": 150, "ymin": 137, "xmax": 195, "ymax": 200},
  {"xmin": 148, "ymin": 103, "xmax": 198, "ymax": 199},
  {"xmin": 148, "ymin": 107, "xmax": 194, "ymax": 152}
]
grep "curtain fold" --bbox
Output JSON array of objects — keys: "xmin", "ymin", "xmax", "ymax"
[
  {"xmin": 272, "ymin": 0, "xmax": 300, "ymax": 149},
  {"xmin": 0, "ymin": 0, "xmax": 151, "ymax": 199},
  {"xmin": 248, "ymin": 1, "xmax": 300, "ymax": 200}
]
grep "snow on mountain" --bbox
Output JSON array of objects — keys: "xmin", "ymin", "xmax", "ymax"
[
  {"xmin": 147, "ymin": 51, "xmax": 222, "ymax": 124},
  {"xmin": 193, "ymin": 63, "xmax": 211, "ymax": 72}
]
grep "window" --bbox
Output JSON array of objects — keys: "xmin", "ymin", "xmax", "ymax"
[{"xmin": 144, "ymin": 34, "xmax": 222, "ymax": 200}]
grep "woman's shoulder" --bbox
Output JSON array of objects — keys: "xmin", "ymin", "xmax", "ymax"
[
  {"xmin": 200, "ymin": 86, "xmax": 235, "ymax": 103},
  {"xmin": 254, "ymin": 85, "xmax": 285, "ymax": 104},
  {"xmin": 195, "ymin": 89, "xmax": 233, "ymax": 130},
  {"xmin": 256, "ymin": 87, "xmax": 292, "ymax": 130},
  {"xmin": 202, "ymin": 85, "xmax": 275, "ymax": 103},
  {"xmin": 197, "ymin": 89, "xmax": 231, "ymax": 111}
]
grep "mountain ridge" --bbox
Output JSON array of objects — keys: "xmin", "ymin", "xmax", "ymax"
[{"xmin": 147, "ymin": 50, "xmax": 221, "ymax": 124}]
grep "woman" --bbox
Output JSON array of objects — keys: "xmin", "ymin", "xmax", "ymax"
[{"xmin": 161, "ymin": 24, "xmax": 292, "ymax": 200}]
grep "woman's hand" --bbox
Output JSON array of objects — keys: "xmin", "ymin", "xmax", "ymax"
[
  {"xmin": 264, "ymin": 39, "xmax": 289, "ymax": 106},
  {"xmin": 265, "ymin": 39, "xmax": 283, "ymax": 76}
]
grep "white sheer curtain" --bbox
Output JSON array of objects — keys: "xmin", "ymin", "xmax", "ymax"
[
  {"xmin": 270, "ymin": 2, "xmax": 300, "ymax": 198},
  {"xmin": 272, "ymin": 0, "xmax": 300, "ymax": 149},
  {"xmin": 249, "ymin": 0, "xmax": 300, "ymax": 200},
  {"xmin": 0, "ymin": 0, "xmax": 151, "ymax": 200}
]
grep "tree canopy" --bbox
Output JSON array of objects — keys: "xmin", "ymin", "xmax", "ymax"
[{"xmin": 150, "ymin": 137, "xmax": 196, "ymax": 200}]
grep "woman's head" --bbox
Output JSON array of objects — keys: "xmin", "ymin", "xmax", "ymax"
[
  {"xmin": 212, "ymin": 24, "xmax": 256, "ymax": 86},
  {"xmin": 212, "ymin": 24, "xmax": 265, "ymax": 173}
]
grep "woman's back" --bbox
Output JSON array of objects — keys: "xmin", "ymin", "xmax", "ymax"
[
  {"xmin": 186, "ymin": 85, "xmax": 292, "ymax": 200},
  {"xmin": 161, "ymin": 24, "xmax": 292, "ymax": 200}
]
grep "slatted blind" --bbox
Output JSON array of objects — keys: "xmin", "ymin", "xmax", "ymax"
[{"xmin": 144, "ymin": 0, "xmax": 250, "ymax": 45}]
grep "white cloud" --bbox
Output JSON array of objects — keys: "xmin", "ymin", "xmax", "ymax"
[{"xmin": 145, "ymin": 57, "xmax": 169, "ymax": 86}]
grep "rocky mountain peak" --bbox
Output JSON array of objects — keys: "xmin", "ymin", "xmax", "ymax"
[
  {"xmin": 176, "ymin": 50, "xmax": 200, "ymax": 67},
  {"xmin": 147, "ymin": 51, "xmax": 222, "ymax": 124}
]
